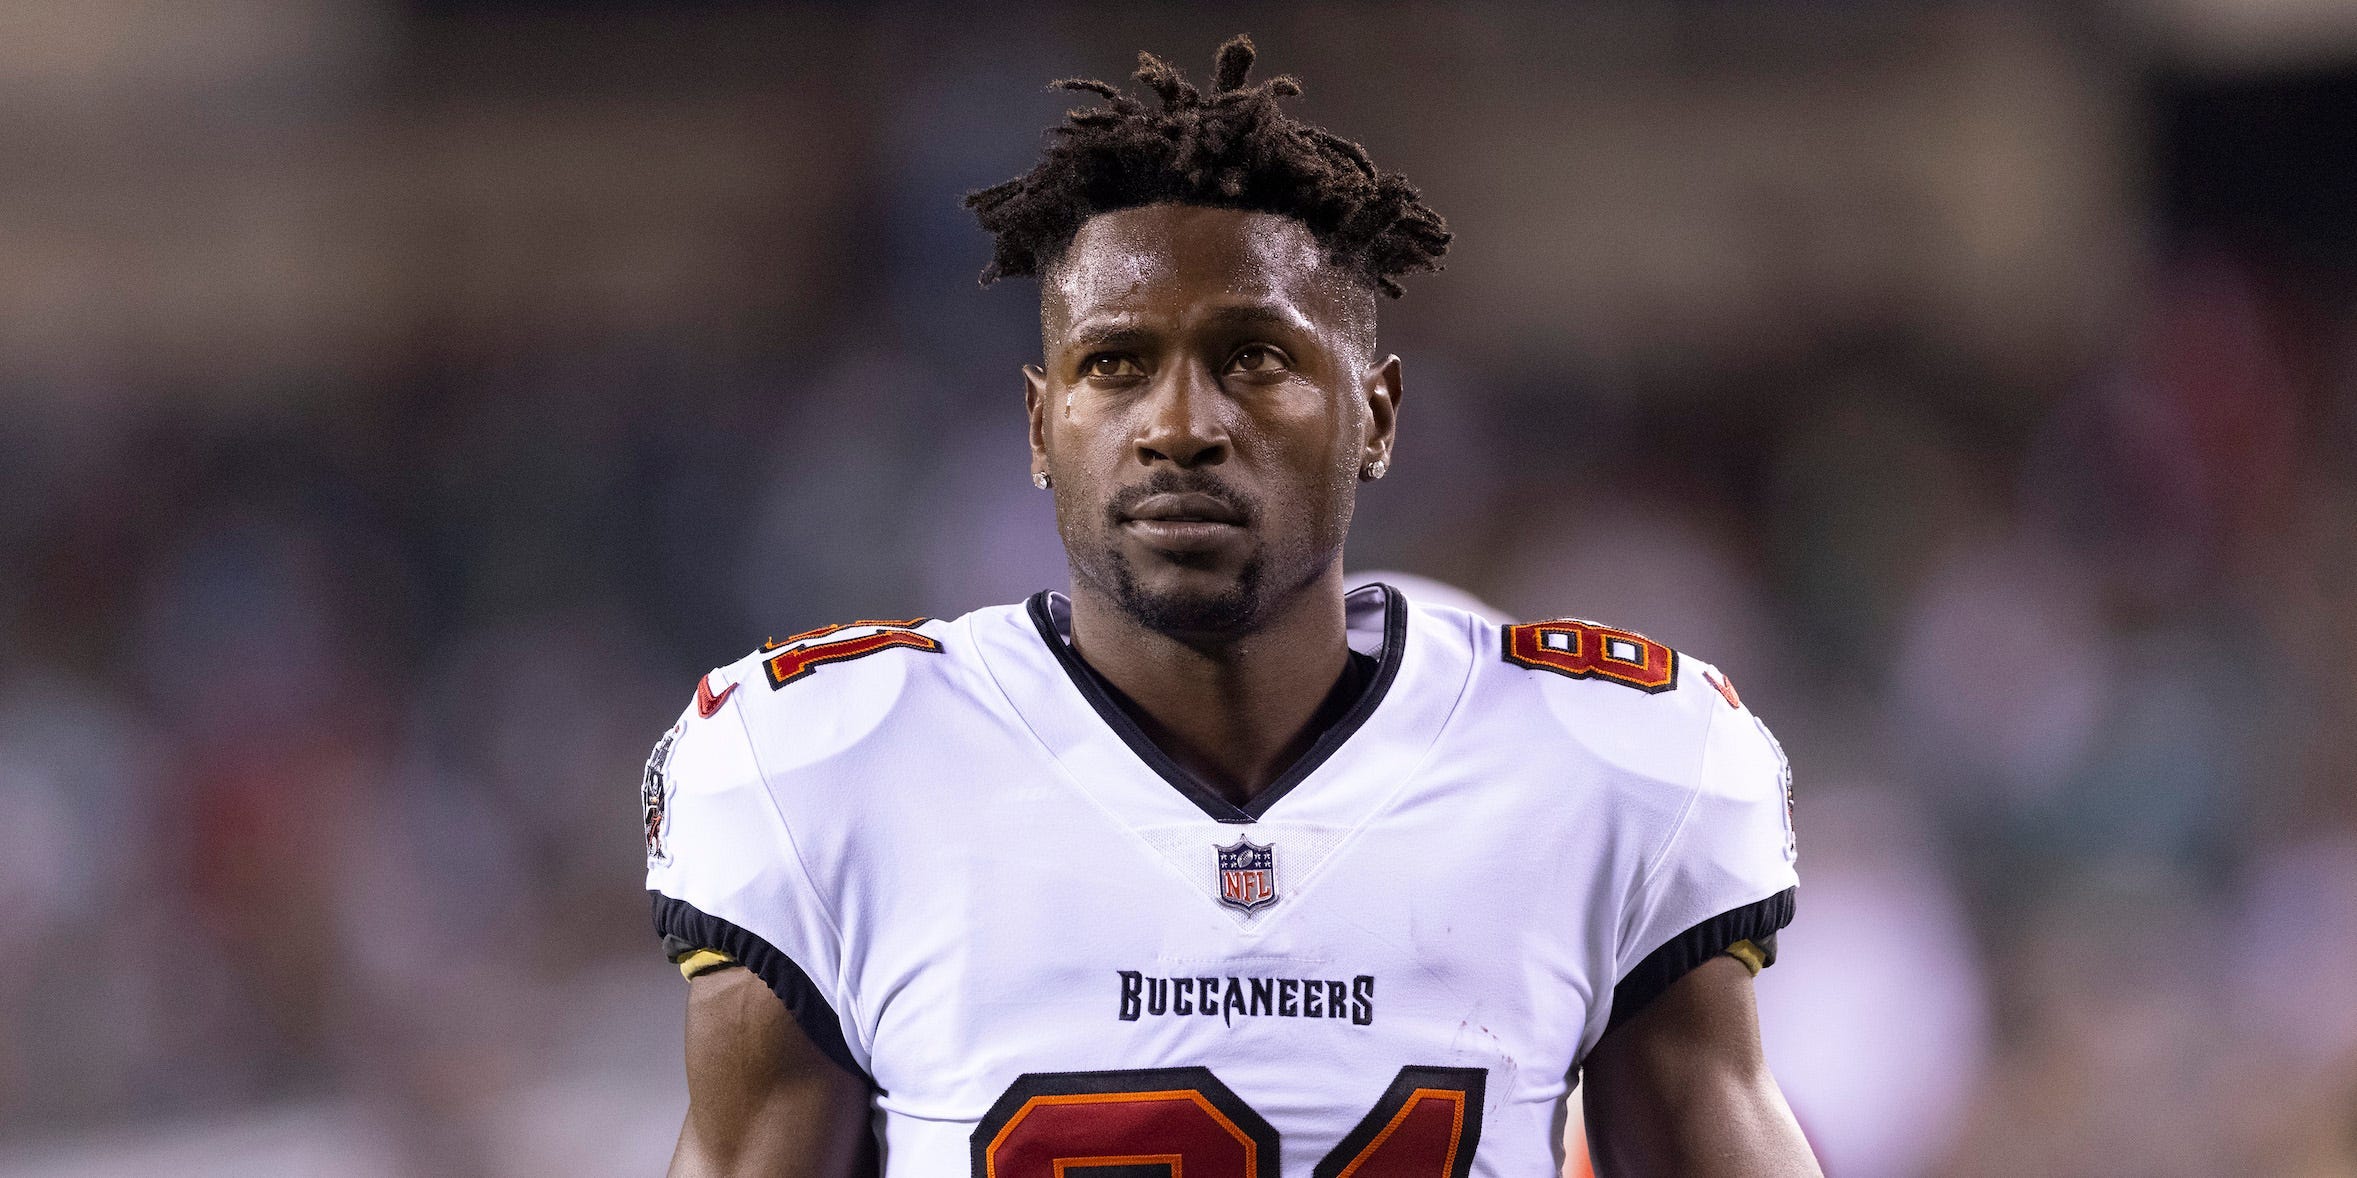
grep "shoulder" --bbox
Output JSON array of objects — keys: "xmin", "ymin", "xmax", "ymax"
[
  {"xmin": 644, "ymin": 606, "xmax": 1012, "ymax": 835},
  {"xmin": 693, "ymin": 607, "xmax": 1016, "ymax": 773},
  {"xmin": 1459, "ymin": 610, "xmax": 1765, "ymax": 788},
  {"xmin": 643, "ymin": 605, "xmax": 1018, "ymax": 881}
]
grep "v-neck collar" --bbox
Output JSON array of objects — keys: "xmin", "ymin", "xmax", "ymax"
[{"xmin": 1023, "ymin": 584, "xmax": 1408, "ymax": 824}]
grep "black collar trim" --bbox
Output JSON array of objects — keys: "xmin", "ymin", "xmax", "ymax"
[{"xmin": 1025, "ymin": 585, "xmax": 1409, "ymax": 824}]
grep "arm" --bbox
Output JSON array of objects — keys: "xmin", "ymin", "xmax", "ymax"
[
  {"xmin": 645, "ymin": 668, "xmax": 874, "ymax": 1175},
  {"xmin": 1579, "ymin": 955, "xmax": 1818, "ymax": 1178},
  {"xmin": 671, "ymin": 966, "xmax": 878, "ymax": 1178}
]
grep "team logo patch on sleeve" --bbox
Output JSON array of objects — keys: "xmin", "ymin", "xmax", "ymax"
[
  {"xmin": 642, "ymin": 723, "xmax": 681, "ymax": 867},
  {"xmin": 1215, "ymin": 837, "xmax": 1278, "ymax": 914}
]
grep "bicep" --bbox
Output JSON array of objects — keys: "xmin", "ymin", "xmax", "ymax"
[
  {"xmin": 1579, "ymin": 955, "xmax": 1819, "ymax": 1178},
  {"xmin": 673, "ymin": 967, "xmax": 877, "ymax": 1178}
]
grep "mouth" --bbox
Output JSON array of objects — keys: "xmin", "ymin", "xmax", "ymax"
[
  {"xmin": 1123, "ymin": 492, "xmax": 1244, "ymax": 525},
  {"xmin": 1118, "ymin": 491, "xmax": 1248, "ymax": 551}
]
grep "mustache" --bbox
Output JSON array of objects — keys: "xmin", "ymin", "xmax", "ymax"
[{"xmin": 1103, "ymin": 470, "xmax": 1257, "ymax": 527}]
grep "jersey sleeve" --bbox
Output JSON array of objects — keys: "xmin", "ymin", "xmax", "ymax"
[
  {"xmin": 641, "ymin": 669, "xmax": 866, "ymax": 1080},
  {"xmin": 1607, "ymin": 686, "xmax": 1798, "ymax": 1030}
]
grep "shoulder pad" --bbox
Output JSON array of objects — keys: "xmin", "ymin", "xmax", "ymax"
[
  {"xmin": 1494, "ymin": 616, "xmax": 1757, "ymax": 716},
  {"xmin": 698, "ymin": 616, "xmax": 958, "ymax": 774},
  {"xmin": 1488, "ymin": 616, "xmax": 1763, "ymax": 784}
]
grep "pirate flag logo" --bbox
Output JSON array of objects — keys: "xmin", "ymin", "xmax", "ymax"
[
  {"xmin": 1215, "ymin": 837, "xmax": 1278, "ymax": 914},
  {"xmin": 642, "ymin": 723, "xmax": 681, "ymax": 867}
]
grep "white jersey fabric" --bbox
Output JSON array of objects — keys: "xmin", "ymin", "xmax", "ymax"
[{"xmin": 644, "ymin": 584, "xmax": 1797, "ymax": 1176}]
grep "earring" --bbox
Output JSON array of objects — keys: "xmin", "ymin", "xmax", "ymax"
[
  {"xmin": 1361, "ymin": 458, "xmax": 1388, "ymax": 481},
  {"xmin": 1033, "ymin": 470, "xmax": 1052, "ymax": 490}
]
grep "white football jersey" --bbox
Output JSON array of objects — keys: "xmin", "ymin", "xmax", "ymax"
[{"xmin": 643, "ymin": 584, "xmax": 1797, "ymax": 1177}]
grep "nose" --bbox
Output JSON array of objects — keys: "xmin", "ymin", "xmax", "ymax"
[{"xmin": 1134, "ymin": 360, "xmax": 1230, "ymax": 469}]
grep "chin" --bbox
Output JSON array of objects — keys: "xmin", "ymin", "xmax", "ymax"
[{"xmin": 1110, "ymin": 555, "xmax": 1266, "ymax": 637}]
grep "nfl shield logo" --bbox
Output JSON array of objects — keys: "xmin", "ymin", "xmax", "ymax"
[{"xmin": 1215, "ymin": 837, "xmax": 1278, "ymax": 914}]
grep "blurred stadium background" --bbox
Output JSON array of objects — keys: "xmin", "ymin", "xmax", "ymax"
[{"xmin": 3, "ymin": 1, "xmax": 2355, "ymax": 1174}]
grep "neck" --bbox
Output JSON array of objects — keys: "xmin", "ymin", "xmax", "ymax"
[{"xmin": 1066, "ymin": 566, "xmax": 1353, "ymax": 807}]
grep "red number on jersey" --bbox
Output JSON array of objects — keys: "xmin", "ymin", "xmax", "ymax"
[
  {"xmin": 760, "ymin": 618, "xmax": 939, "ymax": 688},
  {"xmin": 1315, "ymin": 1067, "xmax": 1486, "ymax": 1177},
  {"xmin": 1502, "ymin": 619, "xmax": 1678, "ymax": 694},
  {"xmin": 971, "ymin": 1066, "xmax": 1484, "ymax": 1178},
  {"xmin": 971, "ymin": 1068, "xmax": 1278, "ymax": 1178}
]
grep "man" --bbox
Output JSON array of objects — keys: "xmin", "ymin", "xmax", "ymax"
[{"xmin": 645, "ymin": 36, "xmax": 1816, "ymax": 1177}]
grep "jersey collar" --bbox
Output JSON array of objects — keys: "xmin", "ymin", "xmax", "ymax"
[{"xmin": 1021, "ymin": 584, "xmax": 1407, "ymax": 824}]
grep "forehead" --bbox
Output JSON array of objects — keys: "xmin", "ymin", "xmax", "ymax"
[{"xmin": 1044, "ymin": 204, "xmax": 1362, "ymax": 340}]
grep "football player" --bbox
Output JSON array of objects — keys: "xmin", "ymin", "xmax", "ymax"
[{"xmin": 646, "ymin": 36, "xmax": 1815, "ymax": 1178}]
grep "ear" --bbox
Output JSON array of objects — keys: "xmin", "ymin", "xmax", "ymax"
[
  {"xmin": 1360, "ymin": 354, "xmax": 1403, "ymax": 470},
  {"xmin": 1024, "ymin": 363, "xmax": 1051, "ymax": 480}
]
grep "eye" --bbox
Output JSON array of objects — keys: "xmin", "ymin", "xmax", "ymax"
[
  {"xmin": 1226, "ymin": 345, "xmax": 1291, "ymax": 375},
  {"xmin": 1083, "ymin": 354, "xmax": 1145, "ymax": 380}
]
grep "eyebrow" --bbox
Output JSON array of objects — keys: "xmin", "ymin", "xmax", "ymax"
[
  {"xmin": 1062, "ymin": 302, "xmax": 1316, "ymax": 352},
  {"xmin": 1063, "ymin": 321, "xmax": 1154, "ymax": 353}
]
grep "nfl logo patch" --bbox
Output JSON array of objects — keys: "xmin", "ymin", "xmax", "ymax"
[{"xmin": 1215, "ymin": 837, "xmax": 1278, "ymax": 914}]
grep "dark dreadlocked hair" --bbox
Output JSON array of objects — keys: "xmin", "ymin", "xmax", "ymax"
[{"xmin": 965, "ymin": 34, "xmax": 1450, "ymax": 298}]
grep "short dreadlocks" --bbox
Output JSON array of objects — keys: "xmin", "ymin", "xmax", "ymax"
[{"xmin": 965, "ymin": 34, "xmax": 1450, "ymax": 298}]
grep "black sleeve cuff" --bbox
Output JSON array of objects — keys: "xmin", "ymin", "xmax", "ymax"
[
  {"xmin": 1608, "ymin": 887, "xmax": 1796, "ymax": 1031},
  {"xmin": 651, "ymin": 891, "xmax": 871, "ymax": 1085}
]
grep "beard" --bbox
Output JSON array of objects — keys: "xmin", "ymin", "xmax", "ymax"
[
  {"xmin": 1075, "ymin": 468, "xmax": 1272, "ymax": 638},
  {"xmin": 1066, "ymin": 465, "xmax": 1349, "ymax": 641},
  {"xmin": 1105, "ymin": 544, "xmax": 1268, "ymax": 637}
]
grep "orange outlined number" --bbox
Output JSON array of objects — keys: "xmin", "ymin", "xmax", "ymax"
[
  {"xmin": 1314, "ymin": 1067, "xmax": 1486, "ymax": 1178},
  {"xmin": 761, "ymin": 619, "xmax": 939, "ymax": 688},
  {"xmin": 972, "ymin": 1068, "xmax": 1279, "ymax": 1178},
  {"xmin": 1502, "ymin": 619, "xmax": 1678, "ymax": 694},
  {"xmin": 971, "ymin": 1066, "xmax": 1485, "ymax": 1178}
]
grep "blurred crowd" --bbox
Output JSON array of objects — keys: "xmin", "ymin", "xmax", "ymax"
[{"xmin": 2, "ymin": 3, "xmax": 2354, "ymax": 1175}]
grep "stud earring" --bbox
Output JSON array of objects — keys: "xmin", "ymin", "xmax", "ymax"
[
  {"xmin": 1033, "ymin": 470, "xmax": 1052, "ymax": 490},
  {"xmin": 1361, "ymin": 458, "xmax": 1388, "ymax": 481}
]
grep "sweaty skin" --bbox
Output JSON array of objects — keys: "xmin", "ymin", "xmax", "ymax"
[
  {"xmin": 669, "ymin": 967, "xmax": 876, "ymax": 1178},
  {"xmin": 668, "ymin": 202, "xmax": 1822, "ymax": 1178},
  {"xmin": 1025, "ymin": 204, "xmax": 1399, "ymax": 806},
  {"xmin": 1582, "ymin": 957, "xmax": 1821, "ymax": 1177}
]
